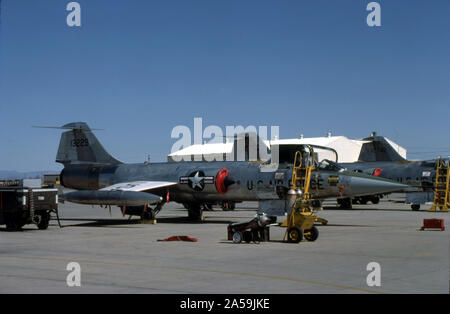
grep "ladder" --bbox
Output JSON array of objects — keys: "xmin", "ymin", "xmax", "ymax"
[
  {"xmin": 283, "ymin": 150, "xmax": 316, "ymax": 241},
  {"xmin": 291, "ymin": 150, "xmax": 314, "ymax": 205},
  {"xmin": 429, "ymin": 158, "xmax": 449, "ymax": 212}
]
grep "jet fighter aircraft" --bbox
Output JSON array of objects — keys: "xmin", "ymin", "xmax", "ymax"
[
  {"xmin": 326, "ymin": 132, "xmax": 447, "ymax": 210},
  {"xmin": 340, "ymin": 159, "xmax": 448, "ymax": 210},
  {"xmin": 52, "ymin": 122, "xmax": 409, "ymax": 220},
  {"xmin": 269, "ymin": 132, "xmax": 446, "ymax": 211}
]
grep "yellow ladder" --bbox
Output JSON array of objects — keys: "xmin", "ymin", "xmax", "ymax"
[
  {"xmin": 429, "ymin": 159, "xmax": 449, "ymax": 212},
  {"xmin": 283, "ymin": 151, "xmax": 315, "ymax": 237},
  {"xmin": 291, "ymin": 150, "xmax": 314, "ymax": 203}
]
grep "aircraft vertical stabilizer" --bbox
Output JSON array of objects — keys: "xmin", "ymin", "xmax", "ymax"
[
  {"xmin": 358, "ymin": 133, "xmax": 407, "ymax": 162},
  {"xmin": 55, "ymin": 122, "xmax": 122, "ymax": 165}
]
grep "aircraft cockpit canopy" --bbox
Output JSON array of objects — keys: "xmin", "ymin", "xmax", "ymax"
[{"xmin": 317, "ymin": 159, "xmax": 345, "ymax": 172}]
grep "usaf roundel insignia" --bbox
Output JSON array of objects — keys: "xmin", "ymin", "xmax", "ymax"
[{"xmin": 180, "ymin": 171, "xmax": 214, "ymax": 191}]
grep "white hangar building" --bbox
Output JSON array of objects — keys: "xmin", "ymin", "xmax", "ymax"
[{"xmin": 168, "ymin": 132, "xmax": 407, "ymax": 164}]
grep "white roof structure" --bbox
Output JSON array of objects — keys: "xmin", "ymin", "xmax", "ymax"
[
  {"xmin": 385, "ymin": 137, "xmax": 407, "ymax": 160},
  {"xmin": 169, "ymin": 142, "xmax": 234, "ymax": 162},
  {"xmin": 168, "ymin": 133, "xmax": 407, "ymax": 163},
  {"xmin": 169, "ymin": 142, "xmax": 234, "ymax": 157},
  {"xmin": 269, "ymin": 136, "xmax": 369, "ymax": 163}
]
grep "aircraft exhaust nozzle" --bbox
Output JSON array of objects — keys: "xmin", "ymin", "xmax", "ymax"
[
  {"xmin": 59, "ymin": 190, "xmax": 162, "ymax": 206},
  {"xmin": 345, "ymin": 175, "xmax": 409, "ymax": 197}
]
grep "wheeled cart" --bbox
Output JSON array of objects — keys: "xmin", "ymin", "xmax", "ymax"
[
  {"xmin": 227, "ymin": 216, "xmax": 273, "ymax": 244},
  {"xmin": 0, "ymin": 179, "xmax": 59, "ymax": 231},
  {"xmin": 283, "ymin": 211, "xmax": 319, "ymax": 243}
]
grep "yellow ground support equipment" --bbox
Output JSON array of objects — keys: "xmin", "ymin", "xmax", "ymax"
[
  {"xmin": 429, "ymin": 158, "xmax": 449, "ymax": 212},
  {"xmin": 282, "ymin": 148, "xmax": 325, "ymax": 243}
]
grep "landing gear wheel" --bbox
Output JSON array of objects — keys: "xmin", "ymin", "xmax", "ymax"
[
  {"xmin": 287, "ymin": 226, "xmax": 303, "ymax": 243},
  {"xmin": 187, "ymin": 204, "xmax": 204, "ymax": 221},
  {"xmin": 311, "ymin": 200, "xmax": 322, "ymax": 208},
  {"xmin": 304, "ymin": 226, "xmax": 319, "ymax": 242},
  {"xmin": 243, "ymin": 231, "xmax": 253, "ymax": 243},
  {"xmin": 232, "ymin": 232, "xmax": 243, "ymax": 244},
  {"xmin": 222, "ymin": 202, "xmax": 235, "ymax": 211},
  {"xmin": 338, "ymin": 198, "xmax": 353, "ymax": 210},
  {"xmin": 411, "ymin": 204, "xmax": 420, "ymax": 211},
  {"xmin": 371, "ymin": 196, "xmax": 380, "ymax": 205},
  {"xmin": 188, "ymin": 209, "xmax": 202, "ymax": 221},
  {"xmin": 141, "ymin": 210, "xmax": 156, "ymax": 221}
]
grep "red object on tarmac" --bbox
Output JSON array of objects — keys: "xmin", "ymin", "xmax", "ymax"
[
  {"xmin": 157, "ymin": 236, "xmax": 198, "ymax": 242},
  {"xmin": 420, "ymin": 219, "xmax": 445, "ymax": 231}
]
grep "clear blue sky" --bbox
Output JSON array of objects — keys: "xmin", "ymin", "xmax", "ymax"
[{"xmin": 0, "ymin": 0, "xmax": 449, "ymax": 172}]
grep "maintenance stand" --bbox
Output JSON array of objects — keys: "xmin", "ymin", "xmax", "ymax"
[
  {"xmin": 430, "ymin": 158, "xmax": 449, "ymax": 212},
  {"xmin": 282, "ymin": 148, "xmax": 325, "ymax": 243}
]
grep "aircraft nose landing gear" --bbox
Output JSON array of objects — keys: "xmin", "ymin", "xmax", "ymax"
[{"xmin": 140, "ymin": 203, "xmax": 163, "ymax": 224}]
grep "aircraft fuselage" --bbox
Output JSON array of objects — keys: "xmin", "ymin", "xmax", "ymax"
[{"xmin": 60, "ymin": 161, "xmax": 408, "ymax": 204}]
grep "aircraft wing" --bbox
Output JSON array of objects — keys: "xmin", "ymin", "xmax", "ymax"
[{"xmin": 100, "ymin": 181, "xmax": 177, "ymax": 192}]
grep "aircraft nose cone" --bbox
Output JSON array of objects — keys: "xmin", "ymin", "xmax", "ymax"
[{"xmin": 348, "ymin": 176, "xmax": 408, "ymax": 196}]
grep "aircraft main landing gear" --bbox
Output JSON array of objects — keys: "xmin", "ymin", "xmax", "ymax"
[
  {"xmin": 184, "ymin": 203, "xmax": 204, "ymax": 222},
  {"xmin": 338, "ymin": 198, "xmax": 353, "ymax": 209}
]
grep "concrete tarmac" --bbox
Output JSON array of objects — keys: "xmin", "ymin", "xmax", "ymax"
[{"xmin": 0, "ymin": 195, "xmax": 448, "ymax": 294}]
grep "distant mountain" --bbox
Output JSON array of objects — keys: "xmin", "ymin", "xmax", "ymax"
[{"xmin": 0, "ymin": 170, "xmax": 58, "ymax": 180}]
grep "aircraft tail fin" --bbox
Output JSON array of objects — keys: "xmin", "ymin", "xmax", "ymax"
[
  {"xmin": 48, "ymin": 122, "xmax": 122, "ymax": 166},
  {"xmin": 358, "ymin": 134, "xmax": 407, "ymax": 162}
]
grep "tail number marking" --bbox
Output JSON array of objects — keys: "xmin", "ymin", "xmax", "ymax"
[{"xmin": 71, "ymin": 138, "xmax": 89, "ymax": 147}]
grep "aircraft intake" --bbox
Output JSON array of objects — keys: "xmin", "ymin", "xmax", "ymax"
[{"xmin": 215, "ymin": 168, "xmax": 235, "ymax": 194}]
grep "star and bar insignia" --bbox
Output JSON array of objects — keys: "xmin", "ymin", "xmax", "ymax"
[{"xmin": 180, "ymin": 171, "xmax": 214, "ymax": 191}]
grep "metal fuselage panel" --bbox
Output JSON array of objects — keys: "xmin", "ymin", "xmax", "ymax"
[
  {"xmin": 341, "ymin": 161, "xmax": 436, "ymax": 191},
  {"xmin": 60, "ymin": 161, "xmax": 364, "ymax": 203}
]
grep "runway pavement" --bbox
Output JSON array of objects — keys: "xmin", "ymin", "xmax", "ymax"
[{"xmin": 0, "ymin": 195, "xmax": 448, "ymax": 294}]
